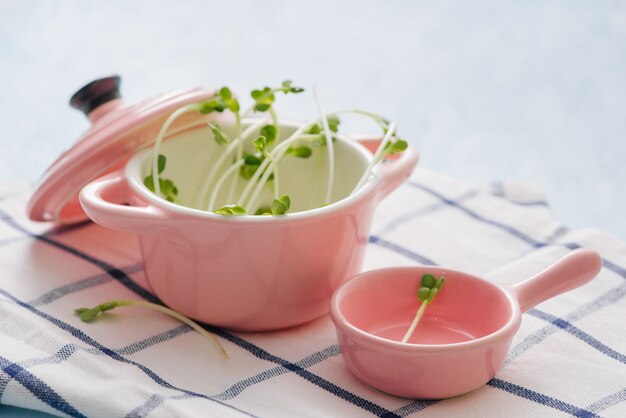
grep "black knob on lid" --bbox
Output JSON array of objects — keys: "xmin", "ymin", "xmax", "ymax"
[{"xmin": 69, "ymin": 75, "xmax": 122, "ymax": 116}]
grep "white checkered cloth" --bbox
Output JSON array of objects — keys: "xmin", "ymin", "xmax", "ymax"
[{"xmin": 0, "ymin": 169, "xmax": 624, "ymax": 418}]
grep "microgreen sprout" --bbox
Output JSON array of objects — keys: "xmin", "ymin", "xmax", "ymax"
[
  {"xmin": 75, "ymin": 300, "xmax": 229, "ymax": 359},
  {"xmin": 286, "ymin": 146, "xmax": 312, "ymax": 158},
  {"xmin": 254, "ymin": 206, "xmax": 272, "ymax": 215},
  {"xmin": 199, "ymin": 86, "xmax": 240, "ymax": 115},
  {"xmin": 249, "ymin": 81, "xmax": 304, "ymax": 113},
  {"xmin": 401, "ymin": 273, "xmax": 445, "ymax": 343},
  {"xmin": 144, "ymin": 81, "xmax": 409, "ymax": 216},
  {"xmin": 213, "ymin": 204, "xmax": 247, "ymax": 216},
  {"xmin": 144, "ymin": 154, "xmax": 178, "ymax": 202},
  {"xmin": 240, "ymin": 154, "xmax": 263, "ymax": 180},
  {"xmin": 384, "ymin": 139, "xmax": 408, "ymax": 156},
  {"xmin": 208, "ymin": 123, "xmax": 229, "ymax": 146},
  {"xmin": 271, "ymin": 194, "xmax": 291, "ymax": 215}
]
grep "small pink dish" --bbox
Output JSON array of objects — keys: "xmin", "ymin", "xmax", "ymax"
[{"xmin": 330, "ymin": 249, "xmax": 602, "ymax": 399}]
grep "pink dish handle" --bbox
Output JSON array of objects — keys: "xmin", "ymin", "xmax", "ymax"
[
  {"xmin": 79, "ymin": 172, "xmax": 167, "ymax": 232},
  {"xmin": 507, "ymin": 249, "xmax": 603, "ymax": 313},
  {"xmin": 357, "ymin": 138, "xmax": 420, "ymax": 200}
]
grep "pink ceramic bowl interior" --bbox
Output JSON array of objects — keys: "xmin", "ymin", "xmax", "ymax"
[
  {"xmin": 80, "ymin": 120, "xmax": 419, "ymax": 331},
  {"xmin": 330, "ymin": 249, "xmax": 602, "ymax": 399}
]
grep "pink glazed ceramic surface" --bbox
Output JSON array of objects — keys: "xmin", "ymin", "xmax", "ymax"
[
  {"xmin": 27, "ymin": 75, "xmax": 217, "ymax": 224},
  {"xmin": 330, "ymin": 249, "xmax": 602, "ymax": 399},
  {"xmin": 79, "ymin": 121, "xmax": 419, "ymax": 332}
]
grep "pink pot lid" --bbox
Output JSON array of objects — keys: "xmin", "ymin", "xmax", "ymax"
[{"xmin": 27, "ymin": 75, "xmax": 216, "ymax": 224}]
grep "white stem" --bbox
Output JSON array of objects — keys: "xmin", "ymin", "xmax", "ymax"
[
  {"xmin": 208, "ymin": 160, "xmax": 245, "ymax": 210},
  {"xmin": 350, "ymin": 122, "xmax": 396, "ymax": 194},
  {"xmin": 115, "ymin": 300, "xmax": 229, "ymax": 359},
  {"xmin": 269, "ymin": 108, "xmax": 280, "ymax": 199},
  {"xmin": 313, "ymin": 87, "xmax": 335, "ymax": 205},
  {"xmin": 241, "ymin": 123, "xmax": 314, "ymax": 211},
  {"xmin": 238, "ymin": 109, "xmax": 397, "ymax": 212},
  {"xmin": 401, "ymin": 300, "xmax": 429, "ymax": 343},
  {"xmin": 226, "ymin": 114, "xmax": 243, "ymax": 203},
  {"xmin": 193, "ymin": 116, "xmax": 271, "ymax": 209},
  {"xmin": 152, "ymin": 104, "xmax": 201, "ymax": 196}
]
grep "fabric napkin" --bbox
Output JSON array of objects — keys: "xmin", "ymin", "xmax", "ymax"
[{"xmin": 0, "ymin": 168, "xmax": 624, "ymax": 418}]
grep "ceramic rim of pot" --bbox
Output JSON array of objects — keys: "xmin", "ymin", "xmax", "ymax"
[{"xmin": 125, "ymin": 120, "xmax": 386, "ymax": 223}]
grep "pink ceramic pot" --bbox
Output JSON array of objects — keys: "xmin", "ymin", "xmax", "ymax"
[
  {"xmin": 330, "ymin": 249, "xmax": 602, "ymax": 399},
  {"xmin": 79, "ymin": 121, "xmax": 419, "ymax": 331}
]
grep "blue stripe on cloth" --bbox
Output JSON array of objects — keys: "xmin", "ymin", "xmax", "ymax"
[
  {"xmin": 506, "ymin": 281, "xmax": 626, "ymax": 366},
  {"xmin": 586, "ymin": 387, "xmax": 626, "ymax": 414},
  {"xmin": 204, "ymin": 327, "xmax": 402, "ymax": 418},
  {"xmin": 126, "ymin": 393, "xmax": 192, "ymax": 418},
  {"xmin": 128, "ymin": 345, "xmax": 345, "ymax": 417},
  {"xmin": 0, "ymin": 210, "xmax": 158, "ymax": 304},
  {"xmin": 0, "ymin": 219, "xmax": 89, "ymax": 249},
  {"xmin": 390, "ymin": 399, "xmax": 438, "ymax": 416},
  {"xmin": 214, "ymin": 345, "xmax": 341, "ymax": 401},
  {"xmin": 407, "ymin": 181, "xmax": 545, "ymax": 247},
  {"xmin": 0, "ymin": 327, "xmax": 193, "ymax": 399},
  {"xmin": 407, "ymin": 182, "xmax": 626, "ymax": 282},
  {"xmin": 369, "ymin": 235, "xmax": 437, "ymax": 265},
  {"xmin": 2, "ymin": 191, "xmax": 623, "ymax": 415},
  {"xmin": 375, "ymin": 190, "xmax": 479, "ymax": 236},
  {"xmin": 0, "ymin": 355, "xmax": 87, "ymax": 418},
  {"xmin": 488, "ymin": 378, "xmax": 599, "ymax": 418},
  {"xmin": 528, "ymin": 308, "xmax": 626, "ymax": 364},
  {"xmin": 0, "ymin": 288, "xmax": 257, "ymax": 418},
  {"xmin": 0, "ymin": 213, "xmax": 399, "ymax": 418},
  {"xmin": 490, "ymin": 181, "xmax": 548, "ymax": 207},
  {"xmin": 28, "ymin": 263, "xmax": 144, "ymax": 307}
]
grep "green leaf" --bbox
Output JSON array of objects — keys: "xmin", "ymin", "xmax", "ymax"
[
  {"xmin": 214, "ymin": 205, "xmax": 247, "ymax": 216},
  {"xmin": 271, "ymin": 194, "xmax": 291, "ymax": 215},
  {"xmin": 287, "ymin": 146, "xmax": 312, "ymax": 158},
  {"xmin": 417, "ymin": 274, "xmax": 445, "ymax": 302},
  {"xmin": 157, "ymin": 154, "xmax": 166, "ymax": 174},
  {"xmin": 209, "ymin": 123, "xmax": 229, "ymax": 146},
  {"xmin": 254, "ymin": 207, "xmax": 272, "ymax": 216},
  {"xmin": 327, "ymin": 115, "xmax": 341, "ymax": 133},
  {"xmin": 417, "ymin": 287, "xmax": 431, "ymax": 302},
  {"xmin": 251, "ymin": 87, "xmax": 275, "ymax": 112},
  {"xmin": 144, "ymin": 175, "xmax": 155, "ymax": 192},
  {"xmin": 281, "ymin": 80, "xmax": 304, "ymax": 93},
  {"xmin": 260, "ymin": 124, "xmax": 277, "ymax": 145},
  {"xmin": 307, "ymin": 124, "xmax": 321, "ymax": 135},
  {"xmin": 384, "ymin": 139, "xmax": 408, "ymax": 156},
  {"xmin": 421, "ymin": 274, "xmax": 436, "ymax": 289},
  {"xmin": 219, "ymin": 86, "xmax": 232, "ymax": 101},
  {"xmin": 75, "ymin": 307, "xmax": 99, "ymax": 322},
  {"xmin": 253, "ymin": 136, "xmax": 268, "ymax": 155},
  {"xmin": 159, "ymin": 178, "xmax": 178, "ymax": 203},
  {"xmin": 255, "ymin": 103, "xmax": 271, "ymax": 112},
  {"xmin": 240, "ymin": 154, "xmax": 263, "ymax": 180},
  {"xmin": 199, "ymin": 98, "xmax": 225, "ymax": 114},
  {"xmin": 227, "ymin": 99, "xmax": 240, "ymax": 113}
]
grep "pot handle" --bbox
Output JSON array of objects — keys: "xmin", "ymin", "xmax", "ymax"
[
  {"xmin": 79, "ymin": 173, "xmax": 168, "ymax": 232},
  {"xmin": 507, "ymin": 249, "xmax": 602, "ymax": 313},
  {"xmin": 357, "ymin": 139, "xmax": 420, "ymax": 200}
]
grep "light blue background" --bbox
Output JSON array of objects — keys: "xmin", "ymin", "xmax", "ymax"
[
  {"xmin": 1, "ymin": 1, "xmax": 625, "ymax": 238},
  {"xmin": 0, "ymin": 1, "xmax": 625, "ymax": 415}
]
